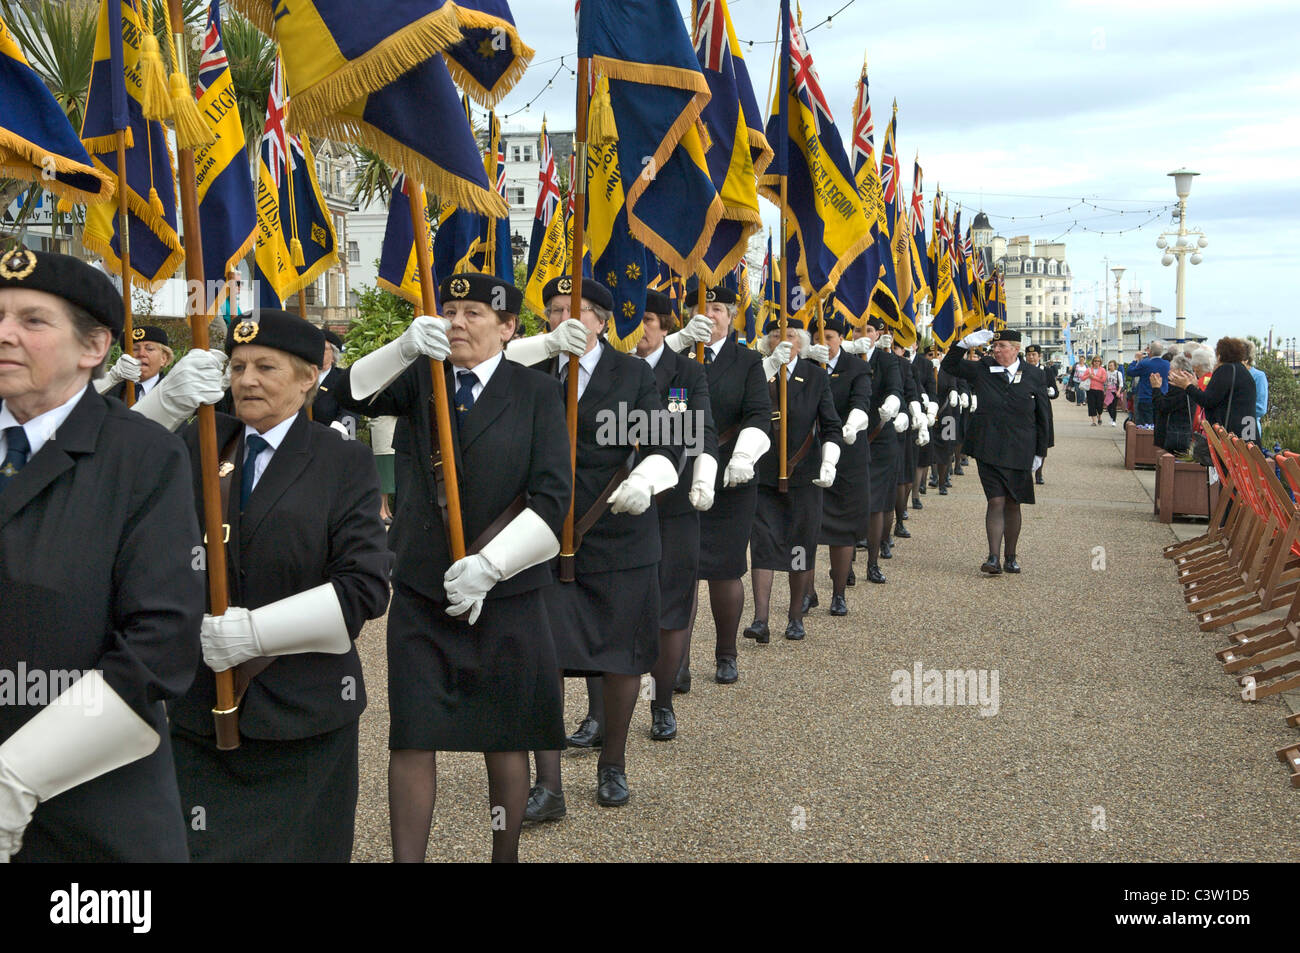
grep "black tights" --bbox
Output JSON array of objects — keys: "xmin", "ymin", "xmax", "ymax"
[
  {"xmin": 706, "ymin": 577, "xmax": 745, "ymax": 659},
  {"xmin": 867, "ymin": 510, "xmax": 887, "ymax": 565},
  {"xmin": 533, "ymin": 671, "xmax": 642, "ymax": 794},
  {"xmin": 913, "ymin": 468, "xmax": 927, "ymax": 502},
  {"xmin": 985, "ymin": 495, "xmax": 1022, "ymax": 560},
  {"xmin": 752, "ymin": 567, "xmax": 812, "ymax": 623},
  {"xmin": 650, "ymin": 590, "xmax": 697, "ymax": 708},
  {"xmin": 389, "ymin": 748, "xmax": 530, "ymax": 863},
  {"xmin": 828, "ymin": 545, "xmax": 854, "ymax": 597},
  {"xmin": 894, "ymin": 484, "xmax": 911, "ymax": 526}
]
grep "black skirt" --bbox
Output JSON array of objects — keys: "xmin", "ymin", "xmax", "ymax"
[
  {"xmin": 387, "ymin": 583, "xmax": 565, "ymax": 752},
  {"xmin": 750, "ymin": 483, "xmax": 823, "ymax": 571},
  {"xmin": 548, "ymin": 564, "xmax": 660, "ymax": 676},
  {"xmin": 896, "ymin": 427, "xmax": 916, "ymax": 485},
  {"xmin": 977, "ymin": 459, "xmax": 1036, "ymax": 505},
  {"xmin": 172, "ymin": 721, "xmax": 359, "ymax": 862},
  {"xmin": 867, "ymin": 431, "xmax": 899, "ymax": 513},
  {"xmin": 699, "ymin": 481, "xmax": 758, "ymax": 580},
  {"xmin": 820, "ymin": 449, "xmax": 870, "ymax": 546},
  {"xmin": 657, "ymin": 509, "xmax": 700, "ymax": 629}
]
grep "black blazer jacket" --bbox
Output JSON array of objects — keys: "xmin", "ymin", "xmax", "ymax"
[
  {"xmin": 1, "ymin": 386, "xmax": 203, "ymax": 861},
  {"xmin": 173, "ymin": 410, "xmax": 392, "ymax": 740},
  {"xmin": 866, "ymin": 348, "xmax": 905, "ymax": 443},
  {"xmin": 827, "ymin": 351, "xmax": 873, "ymax": 470},
  {"xmin": 757, "ymin": 357, "xmax": 842, "ymax": 488},
  {"xmin": 689, "ymin": 336, "xmax": 770, "ymax": 490},
  {"xmin": 650, "ymin": 344, "xmax": 718, "ymax": 517},
  {"xmin": 312, "ymin": 364, "xmax": 360, "ymax": 430},
  {"xmin": 941, "ymin": 348, "xmax": 1049, "ymax": 468}
]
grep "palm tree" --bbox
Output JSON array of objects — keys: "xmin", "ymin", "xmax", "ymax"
[{"xmin": 220, "ymin": 6, "xmax": 274, "ymax": 156}]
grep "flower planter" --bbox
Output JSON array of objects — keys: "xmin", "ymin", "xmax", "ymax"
[
  {"xmin": 1125, "ymin": 421, "xmax": 1159, "ymax": 470},
  {"xmin": 1154, "ymin": 453, "xmax": 1219, "ymax": 523}
]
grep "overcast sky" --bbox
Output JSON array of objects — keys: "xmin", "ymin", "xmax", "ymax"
[{"xmin": 492, "ymin": 0, "xmax": 1299, "ymax": 350}]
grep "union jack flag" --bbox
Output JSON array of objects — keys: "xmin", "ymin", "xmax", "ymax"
[
  {"xmin": 495, "ymin": 142, "xmax": 506, "ymax": 196},
  {"xmin": 693, "ymin": 0, "xmax": 727, "ymax": 72},
  {"xmin": 263, "ymin": 57, "xmax": 297, "ymax": 189},
  {"xmin": 534, "ymin": 125, "xmax": 560, "ymax": 225},
  {"xmin": 849, "ymin": 68, "xmax": 874, "ymax": 171},
  {"xmin": 880, "ymin": 119, "xmax": 900, "ymax": 207},
  {"xmin": 788, "ymin": 8, "xmax": 834, "ymax": 134},
  {"xmin": 194, "ymin": 0, "xmax": 228, "ymax": 101},
  {"xmin": 910, "ymin": 160, "xmax": 926, "ymax": 231}
]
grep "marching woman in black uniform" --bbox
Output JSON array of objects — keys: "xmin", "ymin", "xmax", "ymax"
[
  {"xmin": 312, "ymin": 329, "xmax": 359, "ymax": 435},
  {"xmin": 837, "ymin": 317, "xmax": 903, "ymax": 583},
  {"xmin": 808, "ymin": 314, "xmax": 872, "ymax": 616},
  {"xmin": 332, "ymin": 275, "xmax": 571, "ymax": 862},
  {"xmin": 664, "ymin": 282, "xmax": 771, "ymax": 685},
  {"xmin": 103, "ymin": 324, "xmax": 171, "ymax": 402},
  {"xmin": 507, "ymin": 276, "xmax": 681, "ymax": 816},
  {"xmin": 888, "ymin": 337, "xmax": 928, "ymax": 549},
  {"xmin": 1024, "ymin": 344, "xmax": 1056, "ymax": 485},
  {"xmin": 638, "ymin": 291, "xmax": 717, "ymax": 740},
  {"xmin": 743, "ymin": 316, "xmax": 842, "ymax": 643},
  {"xmin": 911, "ymin": 343, "xmax": 940, "ymax": 507},
  {"xmin": 169, "ymin": 310, "xmax": 391, "ymax": 863},
  {"xmin": 931, "ymin": 347, "xmax": 962, "ymax": 496},
  {"xmin": 941, "ymin": 328, "xmax": 1049, "ymax": 574},
  {"xmin": 0, "ymin": 250, "xmax": 203, "ymax": 862}
]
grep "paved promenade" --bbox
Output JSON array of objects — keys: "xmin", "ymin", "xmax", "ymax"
[{"xmin": 350, "ymin": 398, "xmax": 1300, "ymax": 861}]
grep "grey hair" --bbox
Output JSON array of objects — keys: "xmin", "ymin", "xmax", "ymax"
[
  {"xmin": 66, "ymin": 302, "xmax": 112, "ymax": 381},
  {"xmin": 590, "ymin": 303, "xmax": 612, "ymax": 327},
  {"xmin": 1190, "ymin": 345, "xmax": 1215, "ymax": 374},
  {"xmin": 725, "ymin": 303, "xmax": 739, "ymax": 323},
  {"xmin": 757, "ymin": 327, "xmax": 810, "ymax": 356},
  {"xmin": 1170, "ymin": 353, "xmax": 1193, "ymax": 374},
  {"xmin": 1148, "ymin": 339, "xmax": 1164, "ymax": 355}
]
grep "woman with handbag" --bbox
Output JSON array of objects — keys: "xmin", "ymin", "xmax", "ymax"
[
  {"xmin": 1085, "ymin": 356, "xmax": 1107, "ymax": 425},
  {"xmin": 1151, "ymin": 356, "xmax": 1195, "ymax": 455},
  {"xmin": 1104, "ymin": 361, "xmax": 1122, "ymax": 426},
  {"xmin": 1168, "ymin": 336, "xmax": 1257, "ymax": 442}
]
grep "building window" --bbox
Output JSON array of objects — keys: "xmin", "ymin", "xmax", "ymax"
[
  {"xmin": 347, "ymin": 241, "xmax": 360, "ymax": 263},
  {"xmin": 349, "ymin": 289, "xmax": 360, "ymax": 309},
  {"xmin": 1037, "ymin": 279, "xmax": 1043, "ymax": 288},
  {"xmin": 521, "ymin": 144, "xmax": 533, "ymax": 163},
  {"xmin": 1052, "ymin": 296, "xmax": 1059, "ymax": 305},
  {"xmin": 511, "ymin": 145, "xmax": 522, "ymax": 162},
  {"xmin": 1024, "ymin": 296, "xmax": 1032, "ymax": 305},
  {"xmin": 508, "ymin": 187, "xmax": 526, "ymax": 206},
  {"xmin": 1048, "ymin": 261, "xmax": 1057, "ymax": 275},
  {"xmin": 1024, "ymin": 278, "xmax": 1032, "ymax": 289}
]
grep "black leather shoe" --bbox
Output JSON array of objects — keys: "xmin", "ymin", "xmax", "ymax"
[
  {"xmin": 829, "ymin": 594, "xmax": 848, "ymax": 616},
  {"xmin": 880, "ymin": 539, "xmax": 893, "ymax": 559},
  {"xmin": 980, "ymin": 557, "xmax": 1003, "ymax": 575},
  {"xmin": 894, "ymin": 522, "xmax": 911, "ymax": 539},
  {"xmin": 900, "ymin": 509, "xmax": 909, "ymax": 521},
  {"xmin": 1034, "ymin": 473, "xmax": 1044, "ymax": 485},
  {"xmin": 743, "ymin": 618, "xmax": 770, "ymax": 644},
  {"xmin": 918, "ymin": 483, "xmax": 927, "ymax": 495},
  {"xmin": 855, "ymin": 538, "xmax": 869, "ymax": 550},
  {"xmin": 938, "ymin": 486, "xmax": 948, "ymax": 495},
  {"xmin": 714, "ymin": 657, "xmax": 738, "ymax": 684},
  {"xmin": 944, "ymin": 477, "xmax": 954, "ymax": 487},
  {"xmin": 928, "ymin": 474, "xmax": 939, "ymax": 488},
  {"xmin": 1004, "ymin": 557, "xmax": 1021, "ymax": 574},
  {"xmin": 674, "ymin": 664, "xmax": 691, "ymax": 694},
  {"xmin": 524, "ymin": 785, "xmax": 566, "ymax": 823},
  {"xmin": 566, "ymin": 715, "xmax": 603, "ymax": 749},
  {"xmin": 801, "ymin": 590, "xmax": 819, "ymax": 614},
  {"xmin": 867, "ymin": 565, "xmax": 887, "ymax": 584},
  {"xmin": 912, "ymin": 497, "xmax": 923, "ymax": 509},
  {"xmin": 846, "ymin": 567, "xmax": 856, "ymax": 587},
  {"xmin": 650, "ymin": 705, "xmax": 677, "ymax": 741},
  {"xmin": 951, "ymin": 466, "xmax": 963, "ymax": 477},
  {"xmin": 784, "ymin": 618, "xmax": 806, "ymax": 640},
  {"xmin": 597, "ymin": 766, "xmax": 629, "ymax": 806}
]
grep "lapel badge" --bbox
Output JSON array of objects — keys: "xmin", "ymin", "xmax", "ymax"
[
  {"xmin": 232, "ymin": 320, "xmax": 259, "ymax": 344},
  {"xmin": 1012, "ymin": 371, "xmax": 1022, "ymax": 385},
  {"xmin": 218, "ymin": 461, "xmax": 235, "ymax": 478},
  {"xmin": 0, "ymin": 247, "xmax": 37, "ymax": 280},
  {"xmin": 668, "ymin": 387, "xmax": 688, "ymax": 412}
]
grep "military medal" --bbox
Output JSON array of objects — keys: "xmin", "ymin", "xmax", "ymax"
[{"xmin": 668, "ymin": 387, "xmax": 688, "ymax": 412}]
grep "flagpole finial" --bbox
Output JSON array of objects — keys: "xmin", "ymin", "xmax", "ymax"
[{"xmin": 892, "ymin": 98, "xmax": 898, "ymax": 115}]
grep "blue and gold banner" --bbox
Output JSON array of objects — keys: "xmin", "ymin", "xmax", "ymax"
[
  {"xmin": 593, "ymin": 201, "xmax": 647, "ymax": 353},
  {"xmin": 378, "ymin": 174, "xmax": 436, "ymax": 305},
  {"xmin": 443, "ymin": 0, "xmax": 534, "ymax": 107}
]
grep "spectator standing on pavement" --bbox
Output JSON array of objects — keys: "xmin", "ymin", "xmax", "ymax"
[
  {"xmin": 1246, "ymin": 343, "xmax": 1269, "ymax": 431},
  {"xmin": 1086, "ymin": 356, "xmax": 1107, "ymax": 425},
  {"xmin": 1126, "ymin": 341, "xmax": 1170, "ymax": 426},
  {"xmin": 1104, "ymin": 361, "xmax": 1122, "ymax": 426}
]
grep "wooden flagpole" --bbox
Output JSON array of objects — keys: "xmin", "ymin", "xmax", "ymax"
[
  {"xmin": 778, "ymin": 174, "xmax": 789, "ymax": 493},
  {"xmin": 114, "ymin": 133, "xmax": 135, "ymax": 407},
  {"xmin": 408, "ymin": 182, "xmax": 465, "ymax": 559},
  {"xmin": 694, "ymin": 265, "xmax": 708, "ymax": 362}
]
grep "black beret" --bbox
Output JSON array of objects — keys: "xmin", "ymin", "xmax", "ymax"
[
  {"xmin": 129, "ymin": 325, "xmax": 169, "ymax": 347},
  {"xmin": 644, "ymin": 290, "xmax": 673, "ymax": 316},
  {"xmin": 763, "ymin": 315, "xmax": 804, "ymax": 334},
  {"xmin": 323, "ymin": 329, "xmax": 343, "ymax": 349},
  {"xmin": 683, "ymin": 277, "xmax": 737, "ymax": 308},
  {"xmin": 226, "ymin": 310, "xmax": 326, "ymax": 368},
  {"xmin": 541, "ymin": 275, "xmax": 614, "ymax": 313},
  {"xmin": 440, "ymin": 272, "xmax": 524, "ymax": 315},
  {"xmin": 821, "ymin": 314, "xmax": 850, "ymax": 337},
  {"xmin": 864, "ymin": 316, "xmax": 886, "ymax": 331},
  {"xmin": 0, "ymin": 248, "xmax": 124, "ymax": 337},
  {"xmin": 992, "ymin": 328, "xmax": 1022, "ymax": 342},
  {"xmin": 1023, "ymin": 343, "xmax": 1041, "ymax": 355}
]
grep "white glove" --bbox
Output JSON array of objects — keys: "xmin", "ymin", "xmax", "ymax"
[
  {"xmin": 131, "ymin": 349, "xmax": 228, "ymax": 431},
  {"xmin": 841, "ymin": 407, "xmax": 870, "ymax": 445},
  {"xmin": 840, "ymin": 337, "xmax": 871, "ymax": 355},
  {"xmin": 879, "ymin": 394, "xmax": 900, "ymax": 423},
  {"xmin": 665, "ymin": 313, "xmax": 714, "ymax": 351},
  {"xmin": 925, "ymin": 401, "xmax": 938, "ymax": 427},
  {"xmin": 504, "ymin": 317, "xmax": 589, "ymax": 366},
  {"xmin": 689, "ymin": 453, "xmax": 717, "ymax": 511},
  {"xmin": 608, "ymin": 453, "xmax": 679, "ymax": 516},
  {"xmin": 908, "ymin": 400, "xmax": 924, "ymax": 430},
  {"xmin": 762, "ymin": 340, "xmax": 794, "ymax": 380},
  {"xmin": 1047, "ymin": 385, "xmax": 1058, "ymax": 398},
  {"xmin": 893, "ymin": 412, "xmax": 909, "ymax": 433},
  {"xmin": 1032, "ymin": 455, "xmax": 1043, "ymax": 472},
  {"xmin": 812, "ymin": 441, "xmax": 840, "ymax": 488},
  {"xmin": 349, "ymin": 315, "xmax": 450, "ymax": 399},
  {"xmin": 94, "ymin": 353, "xmax": 142, "ymax": 393},
  {"xmin": 329, "ymin": 419, "xmax": 350, "ymax": 436},
  {"xmin": 804, "ymin": 343, "xmax": 830, "ymax": 364},
  {"xmin": 723, "ymin": 426, "xmax": 771, "ymax": 487},
  {"xmin": 878, "ymin": 333, "xmax": 894, "ymax": 350},
  {"xmin": 970, "ymin": 395, "xmax": 978, "ymax": 412},
  {"xmin": 916, "ymin": 423, "xmax": 930, "ymax": 447},
  {"xmin": 959, "ymin": 393, "xmax": 970, "ymax": 409},
  {"xmin": 200, "ymin": 583, "xmax": 350, "ymax": 672},
  {"xmin": 958, "ymin": 329, "xmax": 994, "ymax": 349},
  {"xmin": 445, "ymin": 508, "xmax": 560, "ymax": 625},
  {"xmin": 948, "ymin": 390, "xmax": 959, "ymax": 407},
  {"xmin": 0, "ymin": 671, "xmax": 158, "ymax": 862}
]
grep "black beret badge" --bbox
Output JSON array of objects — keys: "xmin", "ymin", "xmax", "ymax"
[
  {"xmin": 232, "ymin": 319, "xmax": 259, "ymax": 344},
  {"xmin": 449, "ymin": 277, "xmax": 471, "ymax": 299},
  {"xmin": 0, "ymin": 247, "xmax": 37, "ymax": 281}
]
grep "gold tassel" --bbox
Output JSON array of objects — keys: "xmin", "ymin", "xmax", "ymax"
[
  {"xmin": 291, "ymin": 238, "xmax": 306, "ymax": 267},
  {"xmin": 169, "ymin": 72, "xmax": 215, "ymax": 149},
  {"xmin": 149, "ymin": 187, "xmax": 166, "ymax": 218},
  {"xmin": 138, "ymin": 34, "xmax": 172, "ymax": 120},
  {"xmin": 587, "ymin": 77, "xmax": 618, "ymax": 147},
  {"xmin": 56, "ymin": 197, "xmax": 74, "ymax": 215}
]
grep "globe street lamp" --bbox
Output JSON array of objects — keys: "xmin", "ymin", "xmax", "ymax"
[
  {"xmin": 1156, "ymin": 169, "xmax": 1206, "ymax": 343},
  {"xmin": 1112, "ymin": 266, "xmax": 1126, "ymax": 358}
]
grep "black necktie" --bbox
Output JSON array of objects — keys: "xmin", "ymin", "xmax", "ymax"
[
  {"xmin": 703, "ymin": 346, "xmax": 714, "ymax": 365},
  {"xmin": 0, "ymin": 425, "xmax": 30, "ymax": 493},
  {"xmin": 241, "ymin": 434, "xmax": 270, "ymax": 510},
  {"xmin": 455, "ymin": 370, "xmax": 479, "ymax": 424}
]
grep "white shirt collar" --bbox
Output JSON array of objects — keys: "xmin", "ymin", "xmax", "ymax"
[
  {"xmin": 317, "ymin": 366, "xmax": 331, "ymax": 385},
  {"xmin": 0, "ymin": 385, "xmax": 89, "ymax": 460},
  {"xmin": 990, "ymin": 359, "xmax": 1021, "ymax": 377},
  {"xmin": 578, "ymin": 340, "xmax": 603, "ymax": 378},
  {"xmin": 244, "ymin": 410, "xmax": 298, "ymax": 449},
  {"xmin": 783, "ymin": 356, "xmax": 799, "ymax": 380},
  {"xmin": 640, "ymin": 341, "xmax": 666, "ymax": 369},
  {"xmin": 138, "ymin": 373, "xmax": 162, "ymax": 395},
  {"xmin": 706, "ymin": 336, "xmax": 726, "ymax": 361},
  {"xmin": 826, "ymin": 351, "xmax": 840, "ymax": 372},
  {"xmin": 454, "ymin": 348, "xmax": 504, "ymax": 391}
]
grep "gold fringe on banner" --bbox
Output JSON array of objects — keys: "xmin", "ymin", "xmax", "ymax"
[
  {"xmin": 0, "ymin": 131, "xmax": 116, "ymax": 207},
  {"xmin": 442, "ymin": 5, "xmax": 534, "ymax": 108},
  {"xmin": 81, "ymin": 160, "xmax": 185, "ymax": 292},
  {"xmin": 80, "ymin": 126, "xmax": 134, "ymax": 156}
]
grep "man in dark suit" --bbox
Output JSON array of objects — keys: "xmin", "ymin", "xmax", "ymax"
[
  {"xmin": 312, "ymin": 328, "xmax": 359, "ymax": 434},
  {"xmin": 0, "ymin": 249, "xmax": 203, "ymax": 861},
  {"xmin": 941, "ymin": 328, "xmax": 1049, "ymax": 574}
]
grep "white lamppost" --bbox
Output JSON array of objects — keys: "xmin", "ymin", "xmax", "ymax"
[
  {"xmin": 1111, "ymin": 266, "xmax": 1125, "ymax": 360},
  {"xmin": 1156, "ymin": 169, "xmax": 1206, "ymax": 343}
]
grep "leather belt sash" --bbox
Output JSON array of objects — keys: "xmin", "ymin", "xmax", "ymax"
[{"xmin": 559, "ymin": 462, "xmax": 631, "ymax": 581}]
